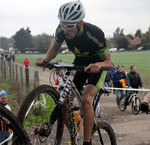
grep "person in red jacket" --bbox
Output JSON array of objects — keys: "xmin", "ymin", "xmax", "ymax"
[{"xmin": 23, "ymin": 58, "xmax": 30, "ymax": 68}]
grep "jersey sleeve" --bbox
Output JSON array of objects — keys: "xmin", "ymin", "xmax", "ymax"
[
  {"xmin": 54, "ymin": 25, "xmax": 65, "ymax": 45},
  {"xmin": 92, "ymin": 26, "xmax": 109, "ymax": 56}
]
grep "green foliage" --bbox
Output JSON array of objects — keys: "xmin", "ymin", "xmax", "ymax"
[
  {"xmin": 112, "ymin": 27, "xmax": 128, "ymax": 49},
  {"xmin": 141, "ymin": 28, "xmax": 150, "ymax": 49},
  {"xmin": 0, "ymin": 37, "xmax": 10, "ymax": 50},
  {"xmin": 13, "ymin": 27, "xmax": 32, "ymax": 52},
  {"xmin": 32, "ymin": 33, "xmax": 51, "ymax": 53},
  {"xmin": 135, "ymin": 29, "xmax": 142, "ymax": 38}
]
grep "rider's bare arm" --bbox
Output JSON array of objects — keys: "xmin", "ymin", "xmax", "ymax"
[
  {"xmin": 36, "ymin": 43, "xmax": 61, "ymax": 65},
  {"xmin": 85, "ymin": 51, "xmax": 113, "ymax": 73}
]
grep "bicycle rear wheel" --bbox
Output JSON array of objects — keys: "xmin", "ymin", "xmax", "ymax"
[
  {"xmin": 91, "ymin": 122, "xmax": 117, "ymax": 145},
  {"xmin": 131, "ymin": 97, "xmax": 141, "ymax": 115},
  {"xmin": 17, "ymin": 85, "xmax": 64, "ymax": 145},
  {"xmin": 0, "ymin": 105, "xmax": 31, "ymax": 145}
]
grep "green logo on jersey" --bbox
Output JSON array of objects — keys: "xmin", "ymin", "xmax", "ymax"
[
  {"xmin": 87, "ymin": 31, "xmax": 104, "ymax": 47},
  {"xmin": 73, "ymin": 47, "xmax": 89, "ymax": 57}
]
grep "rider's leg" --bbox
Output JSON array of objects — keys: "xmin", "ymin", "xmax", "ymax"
[
  {"xmin": 82, "ymin": 84, "xmax": 98, "ymax": 143},
  {"xmin": 143, "ymin": 92, "xmax": 150, "ymax": 103},
  {"xmin": 115, "ymin": 90, "xmax": 120, "ymax": 106}
]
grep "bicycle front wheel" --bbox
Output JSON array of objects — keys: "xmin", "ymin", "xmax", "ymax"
[
  {"xmin": 131, "ymin": 97, "xmax": 141, "ymax": 115},
  {"xmin": 0, "ymin": 105, "xmax": 31, "ymax": 145},
  {"xmin": 17, "ymin": 85, "xmax": 64, "ymax": 145},
  {"xmin": 119, "ymin": 95, "xmax": 126, "ymax": 112},
  {"xmin": 91, "ymin": 122, "xmax": 117, "ymax": 145}
]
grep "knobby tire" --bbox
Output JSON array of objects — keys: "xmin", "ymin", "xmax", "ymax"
[
  {"xmin": 17, "ymin": 85, "xmax": 64, "ymax": 145},
  {"xmin": 92, "ymin": 122, "xmax": 117, "ymax": 145},
  {"xmin": 0, "ymin": 105, "xmax": 31, "ymax": 145}
]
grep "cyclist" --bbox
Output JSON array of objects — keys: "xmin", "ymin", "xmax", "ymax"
[
  {"xmin": 140, "ymin": 92, "xmax": 150, "ymax": 112},
  {"xmin": 36, "ymin": 1, "xmax": 113, "ymax": 144},
  {"xmin": 124, "ymin": 65, "xmax": 144, "ymax": 109}
]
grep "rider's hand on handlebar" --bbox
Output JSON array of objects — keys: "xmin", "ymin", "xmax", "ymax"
[
  {"xmin": 36, "ymin": 58, "xmax": 46, "ymax": 66},
  {"xmin": 84, "ymin": 63, "xmax": 101, "ymax": 73}
]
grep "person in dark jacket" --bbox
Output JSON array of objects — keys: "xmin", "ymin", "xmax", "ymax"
[
  {"xmin": 104, "ymin": 71, "xmax": 112, "ymax": 96},
  {"xmin": 113, "ymin": 65, "xmax": 126, "ymax": 106},
  {"xmin": 124, "ymin": 65, "xmax": 144, "ymax": 108}
]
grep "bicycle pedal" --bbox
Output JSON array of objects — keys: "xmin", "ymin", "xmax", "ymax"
[{"xmin": 34, "ymin": 128, "xmax": 48, "ymax": 137}]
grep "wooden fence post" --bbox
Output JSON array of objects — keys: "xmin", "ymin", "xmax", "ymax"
[
  {"xmin": 15, "ymin": 64, "xmax": 18, "ymax": 81},
  {"xmin": 34, "ymin": 71, "xmax": 39, "ymax": 88},
  {"xmin": 25, "ymin": 68, "xmax": 30, "ymax": 94},
  {"xmin": 20, "ymin": 66, "xmax": 23, "ymax": 90},
  {"xmin": 12, "ymin": 62, "xmax": 15, "ymax": 81},
  {"xmin": 9, "ymin": 62, "xmax": 11, "ymax": 80},
  {"xmin": 1, "ymin": 59, "xmax": 4, "ymax": 76},
  {"xmin": 3, "ymin": 60, "xmax": 7, "ymax": 79}
]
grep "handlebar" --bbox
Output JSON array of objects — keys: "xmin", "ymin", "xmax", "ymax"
[{"xmin": 37, "ymin": 62, "xmax": 85, "ymax": 72}]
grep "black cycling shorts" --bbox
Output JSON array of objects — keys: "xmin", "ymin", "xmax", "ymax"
[{"xmin": 73, "ymin": 70, "xmax": 106, "ymax": 92}]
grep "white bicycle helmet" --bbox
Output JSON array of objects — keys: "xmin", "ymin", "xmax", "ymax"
[{"xmin": 58, "ymin": 1, "xmax": 85, "ymax": 23}]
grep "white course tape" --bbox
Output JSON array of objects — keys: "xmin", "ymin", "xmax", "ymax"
[{"xmin": 105, "ymin": 87, "xmax": 150, "ymax": 92}]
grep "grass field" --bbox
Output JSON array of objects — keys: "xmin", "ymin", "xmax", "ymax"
[{"xmin": 15, "ymin": 50, "xmax": 150, "ymax": 78}]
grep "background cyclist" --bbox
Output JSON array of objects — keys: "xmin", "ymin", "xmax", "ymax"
[
  {"xmin": 36, "ymin": 1, "xmax": 113, "ymax": 144},
  {"xmin": 124, "ymin": 65, "xmax": 144, "ymax": 109}
]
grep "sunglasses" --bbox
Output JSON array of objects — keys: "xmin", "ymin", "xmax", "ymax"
[{"xmin": 60, "ymin": 22, "xmax": 78, "ymax": 30}]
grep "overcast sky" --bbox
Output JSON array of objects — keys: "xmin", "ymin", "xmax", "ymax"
[{"xmin": 0, "ymin": 0, "xmax": 150, "ymax": 38}]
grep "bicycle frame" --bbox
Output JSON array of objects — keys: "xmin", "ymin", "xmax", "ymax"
[
  {"xmin": 129, "ymin": 92, "xmax": 138, "ymax": 105},
  {"xmin": 42, "ymin": 68, "xmax": 104, "ymax": 144}
]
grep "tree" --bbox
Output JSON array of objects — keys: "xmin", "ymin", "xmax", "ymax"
[
  {"xmin": 13, "ymin": 27, "xmax": 32, "ymax": 52},
  {"xmin": 141, "ymin": 27, "xmax": 150, "ymax": 49},
  {"xmin": 0, "ymin": 37, "xmax": 10, "ymax": 50},
  {"xmin": 135, "ymin": 29, "xmax": 142, "ymax": 38},
  {"xmin": 32, "ymin": 33, "xmax": 51, "ymax": 53},
  {"xmin": 112, "ymin": 27, "xmax": 128, "ymax": 49}
]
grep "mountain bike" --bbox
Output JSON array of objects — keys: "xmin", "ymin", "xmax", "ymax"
[
  {"xmin": 119, "ymin": 91, "xmax": 141, "ymax": 115},
  {"xmin": 17, "ymin": 62, "xmax": 117, "ymax": 145},
  {"xmin": 0, "ymin": 104, "xmax": 31, "ymax": 145}
]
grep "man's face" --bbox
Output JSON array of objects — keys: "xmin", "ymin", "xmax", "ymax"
[
  {"xmin": 0, "ymin": 95, "xmax": 7, "ymax": 104},
  {"xmin": 116, "ymin": 68, "xmax": 120, "ymax": 72},
  {"xmin": 121, "ymin": 67, "xmax": 125, "ymax": 72},
  {"xmin": 60, "ymin": 21, "xmax": 79, "ymax": 39},
  {"xmin": 131, "ymin": 66, "xmax": 136, "ymax": 73}
]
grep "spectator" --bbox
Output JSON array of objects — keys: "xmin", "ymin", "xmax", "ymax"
[
  {"xmin": 11, "ymin": 50, "xmax": 15, "ymax": 63},
  {"xmin": 55, "ymin": 59, "xmax": 59, "ymax": 75},
  {"xmin": 23, "ymin": 58, "xmax": 30, "ymax": 68},
  {"xmin": 140, "ymin": 92, "xmax": 150, "ymax": 112},
  {"xmin": 124, "ymin": 65, "xmax": 144, "ymax": 109},
  {"xmin": 55, "ymin": 69, "xmax": 64, "ymax": 91},
  {"xmin": 0, "ymin": 90, "xmax": 11, "ymax": 145},
  {"xmin": 55, "ymin": 59, "xmax": 59, "ymax": 64},
  {"xmin": 109, "ymin": 64, "xmax": 115, "ymax": 94},
  {"xmin": 121, "ymin": 66, "xmax": 127, "ymax": 76},
  {"xmin": 113, "ymin": 65, "xmax": 126, "ymax": 107},
  {"xmin": 104, "ymin": 71, "xmax": 112, "ymax": 96},
  {"xmin": 59, "ymin": 59, "xmax": 63, "ymax": 64}
]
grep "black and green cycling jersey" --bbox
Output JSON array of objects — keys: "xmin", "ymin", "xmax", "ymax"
[{"xmin": 54, "ymin": 22, "xmax": 109, "ymax": 66}]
